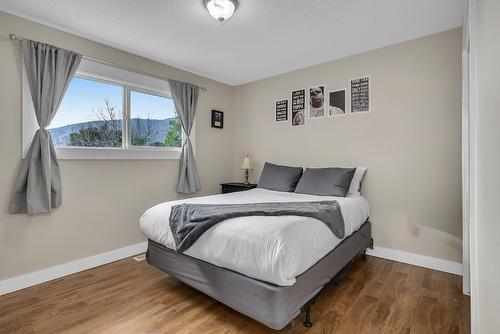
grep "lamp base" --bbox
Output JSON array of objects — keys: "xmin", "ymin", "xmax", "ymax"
[{"xmin": 244, "ymin": 169, "xmax": 249, "ymax": 184}]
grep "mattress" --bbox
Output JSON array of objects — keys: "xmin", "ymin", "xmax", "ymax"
[{"xmin": 140, "ymin": 188, "xmax": 369, "ymax": 286}]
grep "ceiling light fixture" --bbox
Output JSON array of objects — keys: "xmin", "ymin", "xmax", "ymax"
[{"xmin": 204, "ymin": 0, "xmax": 238, "ymax": 22}]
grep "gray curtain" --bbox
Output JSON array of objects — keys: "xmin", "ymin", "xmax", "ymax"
[
  {"xmin": 10, "ymin": 40, "xmax": 81, "ymax": 214},
  {"xmin": 168, "ymin": 79, "xmax": 201, "ymax": 193}
]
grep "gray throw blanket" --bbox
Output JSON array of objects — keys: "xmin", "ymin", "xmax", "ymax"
[{"xmin": 169, "ymin": 201, "xmax": 344, "ymax": 252}]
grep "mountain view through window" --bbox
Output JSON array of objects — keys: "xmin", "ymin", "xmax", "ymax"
[{"xmin": 48, "ymin": 76, "xmax": 181, "ymax": 148}]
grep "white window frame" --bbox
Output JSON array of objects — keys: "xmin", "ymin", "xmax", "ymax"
[{"xmin": 22, "ymin": 60, "xmax": 193, "ymax": 160}]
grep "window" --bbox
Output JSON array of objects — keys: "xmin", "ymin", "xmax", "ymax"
[
  {"xmin": 48, "ymin": 77, "xmax": 124, "ymax": 148},
  {"xmin": 130, "ymin": 90, "xmax": 181, "ymax": 148},
  {"xmin": 22, "ymin": 58, "xmax": 188, "ymax": 160}
]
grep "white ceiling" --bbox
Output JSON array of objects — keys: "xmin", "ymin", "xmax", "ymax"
[{"xmin": 0, "ymin": 0, "xmax": 464, "ymax": 86}]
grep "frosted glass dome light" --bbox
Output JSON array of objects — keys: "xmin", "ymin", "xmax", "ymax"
[{"xmin": 205, "ymin": 0, "xmax": 238, "ymax": 22}]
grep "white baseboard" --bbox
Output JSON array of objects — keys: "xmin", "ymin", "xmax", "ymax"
[
  {"xmin": 0, "ymin": 241, "xmax": 148, "ymax": 296},
  {"xmin": 0, "ymin": 242, "xmax": 462, "ymax": 296},
  {"xmin": 367, "ymin": 246, "xmax": 463, "ymax": 276}
]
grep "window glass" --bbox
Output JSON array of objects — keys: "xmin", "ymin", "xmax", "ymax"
[
  {"xmin": 48, "ymin": 77, "xmax": 123, "ymax": 147},
  {"xmin": 130, "ymin": 90, "xmax": 181, "ymax": 147}
]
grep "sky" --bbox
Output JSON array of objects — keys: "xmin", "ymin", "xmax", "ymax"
[{"xmin": 50, "ymin": 77, "xmax": 176, "ymax": 129}]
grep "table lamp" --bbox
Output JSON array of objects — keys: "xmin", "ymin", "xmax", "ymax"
[{"xmin": 241, "ymin": 155, "xmax": 253, "ymax": 184}]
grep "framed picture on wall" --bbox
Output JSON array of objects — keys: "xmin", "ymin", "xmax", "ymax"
[
  {"xmin": 308, "ymin": 85, "xmax": 326, "ymax": 118},
  {"xmin": 211, "ymin": 110, "xmax": 224, "ymax": 128},
  {"xmin": 275, "ymin": 99, "xmax": 288, "ymax": 122},
  {"xmin": 328, "ymin": 89, "xmax": 347, "ymax": 117},
  {"xmin": 350, "ymin": 76, "xmax": 371, "ymax": 113},
  {"xmin": 291, "ymin": 89, "xmax": 306, "ymax": 127}
]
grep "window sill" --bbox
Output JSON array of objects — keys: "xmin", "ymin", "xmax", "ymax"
[{"xmin": 54, "ymin": 147, "xmax": 182, "ymax": 160}]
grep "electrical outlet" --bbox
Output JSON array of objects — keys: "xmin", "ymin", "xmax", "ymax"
[
  {"xmin": 409, "ymin": 225, "xmax": 420, "ymax": 238},
  {"xmin": 133, "ymin": 253, "xmax": 146, "ymax": 261}
]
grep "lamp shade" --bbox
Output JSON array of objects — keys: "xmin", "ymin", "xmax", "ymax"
[
  {"xmin": 205, "ymin": 0, "xmax": 237, "ymax": 22},
  {"xmin": 241, "ymin": 156, "xmax": 252, "ymax": 170}
]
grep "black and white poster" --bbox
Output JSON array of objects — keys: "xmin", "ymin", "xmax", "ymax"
[
  {"xmin": 328, "ymin": 89, "xmax": 346, "ymax": 117},
  {"xmin": 350, "ymin": 76, "xmax": 370, "ymax": 113},
  {"xmin": 291, "ymin": 89, "xmax": 305, "ymax": 126},
  {"xmin": 275, "ymin": 99, "xmax": 288, "ymax": 122},
  {"xmin": 309, "ymin": 85, "xmax": 325, "ymax": 118},
  {"xmin": 211, "ymin": 110, "xmax": 224, "ymax": 128}
]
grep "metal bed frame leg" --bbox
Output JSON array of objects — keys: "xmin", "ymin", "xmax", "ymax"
[
  {"xmin": 303, "ymin": 305, "xmax": 313, "ymax": 328},
  {"xmin": 362, "ymin": 238, "xmax": 374, "ymax": 261},
  {"xmin": 333, "ymin": 269, "xmax": 345, "ymax": 286},
  {"xmin": 298, "ymin": 236, "xmax": 374, "ymax": 329}
]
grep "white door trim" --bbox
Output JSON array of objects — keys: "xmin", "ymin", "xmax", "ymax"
[{"xmin": 464, "ymin": 0, "xmax": 478, "ymax": 333}]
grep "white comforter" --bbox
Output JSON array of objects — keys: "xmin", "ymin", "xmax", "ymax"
[{"xmin": 140, "ymin": 188, "xmax": 369, "ymax": 286}]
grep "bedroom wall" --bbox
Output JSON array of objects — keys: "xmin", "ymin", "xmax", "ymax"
[
  {"xmin": 475, "ymin": 0, "xmax": 500, "ymax": 332},
  {"xmin": 232, "ymin": 29, "xmax": 462, "ymax": 263},
  {"xmin": 0, "ymin": 11, "xmax": 234, "ymax": 280}
]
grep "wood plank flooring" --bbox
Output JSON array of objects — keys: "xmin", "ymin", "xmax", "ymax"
[{"xmin": 0, "ymin": 256, "xmax": 470, "ymax": 334}]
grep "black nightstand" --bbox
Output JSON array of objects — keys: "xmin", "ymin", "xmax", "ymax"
[{"xmin": 221, "ymin": 182, "xmax": 257, "ymax": 194}]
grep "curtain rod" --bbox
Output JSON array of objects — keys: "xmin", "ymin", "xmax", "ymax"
[{"xmin": 8, "ymin": 33, "xmax": 207, "ymax": 92}]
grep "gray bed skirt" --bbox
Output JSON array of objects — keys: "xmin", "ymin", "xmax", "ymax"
[{"xmin": 146, "ymin": 221, "xmax": 372, "ymax": 330}]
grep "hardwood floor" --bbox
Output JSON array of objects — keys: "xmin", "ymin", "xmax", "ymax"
[{"xmin": 0, "ymin": 256, "xmax": 470, "ymax": 334}]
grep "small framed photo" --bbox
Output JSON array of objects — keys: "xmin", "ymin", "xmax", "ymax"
[
  {"xmin": 328, "ymin": 89, "xmax": 347, "ymax": 117},
  {"xmin": 308, "ymin": 85, "xmax": 326, "ymax": 119},
  {"xmin": 211, "ymin": 110, "xmax": 224, "ymax": 129},
  {"xmin": 350, "ymin": 76, "xmax": 371, "ymax": 114},
  {"xmin": 291, "ymin": 89, "xmax": 306, "ymax": 127},
  {"xmin": 275, "ymin": 99, "xmax": 288, "ymax": 122}
]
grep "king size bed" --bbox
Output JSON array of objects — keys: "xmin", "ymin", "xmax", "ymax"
[{"xmin": 139, "ymin": 163, "xmax": 372, "ymax": 330}]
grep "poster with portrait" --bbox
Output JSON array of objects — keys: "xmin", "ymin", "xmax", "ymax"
[
  {"xmin": 291, "ymin": 89, "xmax": 305, "ymax": 126},
  {"xmin": 350, "ymin": 76, "xmax": 370, "ymax": 113},
  {"xmin": 308, "ymin": 85, "xmax": 325, "ymax": 118},
  {"xmin": 275, "ymin": 99, "xmax": 288, "ymax": 122},
  {"xmin": 328, "ymin": 89, "xmax": 346, "ymax": 117}
]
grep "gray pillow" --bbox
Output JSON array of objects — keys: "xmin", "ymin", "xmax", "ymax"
[
  {"xmin": 294, "ymin": 167, "xmax": 356, "ymax": 197},
  {"xmin": 257, "ymin": 162, "xmax": 303, "ymax": 192}
]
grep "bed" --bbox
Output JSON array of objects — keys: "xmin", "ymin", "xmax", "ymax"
[{"xmin": 140, "ymin": 187, "xmax": 372, "ymax": 330}]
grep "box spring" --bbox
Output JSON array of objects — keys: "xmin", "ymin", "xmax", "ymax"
[{"xmin": 146, "ymin": 221, "xmax": 372, "ymax": 330}]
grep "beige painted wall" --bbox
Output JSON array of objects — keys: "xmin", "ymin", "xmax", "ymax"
[
  {"xmin": 0, "ymin": 11, "xmax": 234, "ymax": 280},
  {"xmin": 233, "ymin": 29, "xmax": 462, "ymax": 263},
  {"xmin": 0, "ymin": 11, "xmax": 463, "ymax": 282},
  {"xmin": 475, "ymin": 0, "xmax": 500, "ymax": 332}
]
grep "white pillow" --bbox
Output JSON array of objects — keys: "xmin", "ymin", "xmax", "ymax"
[{"xmin": 347, "ymin": 167, "xmax": 367, "ymax": 196}]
